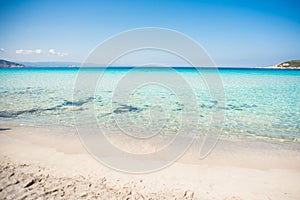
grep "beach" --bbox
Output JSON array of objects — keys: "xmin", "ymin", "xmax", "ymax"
[
  {"xmin": 1, "ymin": 0, "xmax": 300, "ymax": 199},
  {"xmin": 1, "ymin": 124, "xmax": 299, "ymax": 200}
]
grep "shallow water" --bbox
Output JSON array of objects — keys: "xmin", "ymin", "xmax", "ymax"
[{"xmin": 0, "ymin": 67, "xmax": 299, "ymax": 142}]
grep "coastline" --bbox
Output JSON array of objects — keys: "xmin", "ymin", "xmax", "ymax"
[
  {"xmin": 1, "ymin": 124, "xmax": 300, "ymax": 199},
  {"xmin": 259, "ymin": 66, "xmax": 300, "ymax": 70}
]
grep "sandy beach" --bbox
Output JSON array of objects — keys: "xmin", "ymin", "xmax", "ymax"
[
  {"xmin": 1, "ymin": 0, "xmax": 299, "ymax": 199},
  {"xmin": 0, "ymin": 124, "xmax": 299, "ymax": 199}
]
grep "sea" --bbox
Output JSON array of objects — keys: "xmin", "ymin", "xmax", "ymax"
[{"xmin": 0, "ymin": 67, "xmax": 299, "ymax": 143}]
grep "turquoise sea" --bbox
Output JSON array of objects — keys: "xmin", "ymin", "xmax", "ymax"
[{"xmin": 0, "ymin": 68, "xmax": 299, "ymax": 142}]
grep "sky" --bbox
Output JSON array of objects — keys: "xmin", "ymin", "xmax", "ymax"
[{"xmin": 0, "ymin": 0, "xmax": 299, "ymax": 67}]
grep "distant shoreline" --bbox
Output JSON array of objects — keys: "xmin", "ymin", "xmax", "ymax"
[
  {"xmin": 1, "ymin": 67, "xmax": 300, "ymax": 71},
  {"xmin": 1, "ymin": 59, "xmax": 300, "ymax": 69}
]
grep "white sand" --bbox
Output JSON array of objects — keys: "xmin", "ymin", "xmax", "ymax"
[{"xmin": 0, "ymin": 124, "xmax": 300, "ymax": 199}]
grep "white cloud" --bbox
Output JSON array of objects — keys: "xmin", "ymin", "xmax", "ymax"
[
  {"xmin": 49, "ymin": 49, "xmax": 56, "ymax": 55},
  {"xmin": 15, "ymin": 48, "xmax": 67, "ymax": 56},
  {"xmin": 35, "ymin": 49, "xmax": 43, "ymax": 54},
  {"xmin": 0, "ymin": 48, "xmax": 4, "ymax": 52},
  {"xmin": 16, "ymin": 49, "xmax": 43, "ymax": 55},
  {"xmin": 48, "ymin": 49, "xmax": 68, "ymax": 57},
  {"xmin": 57, "ymin": 52, "xmax": 69, "ymax": 57},
  {"xmin": 16, "ymin": 49, "xmax": 33, "ymax": 54}
]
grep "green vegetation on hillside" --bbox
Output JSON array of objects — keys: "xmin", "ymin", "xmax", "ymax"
[
  {"xmin": 0, "ymin": 59, "xmax": 25, "ymax": 68},
  {"xmin": 276, "ymin": 60, "xmax": 300, "ymax": 68}
]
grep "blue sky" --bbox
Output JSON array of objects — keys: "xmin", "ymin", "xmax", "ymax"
[{"xmin": 0, "ymin": 0, "xmax": 299, "ymax": 66}]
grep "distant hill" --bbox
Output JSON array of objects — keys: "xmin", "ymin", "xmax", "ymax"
[
  {"xmin": 0, "ymin": 59, "xmax": 25, "ymax": 68},
  {"xmin": 275, "ymin": 60, "xmax": 300, "ymax": 69}
]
